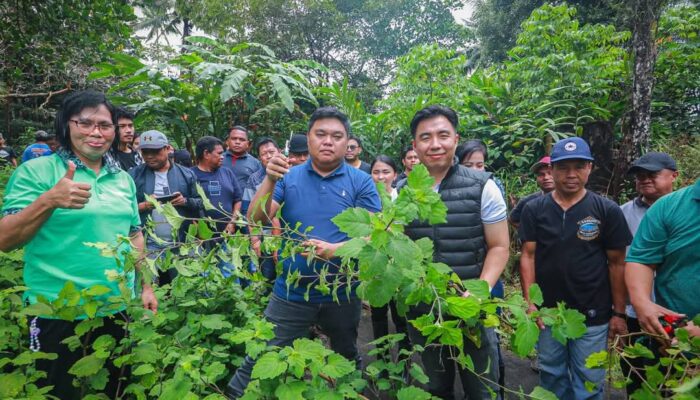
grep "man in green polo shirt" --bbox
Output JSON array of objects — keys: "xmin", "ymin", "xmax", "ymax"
[{"xmin": 626, "ymin": 179, "xmax": 700, "ymax": 338}]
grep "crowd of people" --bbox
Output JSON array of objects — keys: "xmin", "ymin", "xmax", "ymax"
[{"xmin": 0, "ymin": 90, "xmax": 697, "ymax": 400}]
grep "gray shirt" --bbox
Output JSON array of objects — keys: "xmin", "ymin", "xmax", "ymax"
[
  {"xmin": 151, "ymin": 171, "xmax": 173, "ymax": 240},
  {"xmin": 621, "ymin": 197, "xmax": 652, "ymax": 318}
]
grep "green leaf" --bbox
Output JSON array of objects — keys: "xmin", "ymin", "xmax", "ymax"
[
  {"xmin": 529, "ymin": 386, "xmax": 558, "ymax": 400},
  {"xmin": 584, "ymin": 350, "xmax": 608, "ymax": 369},
  {"xmin": 0, "ymin": 372, "xmax": 25, "ymax": 398},
  {"xmin": 69, "ymin": 354, "xmax": 106, "ymax": 377},
  {"xmin": 387, "ymin": 237, "xmax": 420, "ymax": 267},
  {"xmin": 445, "ymin": 296, "xmax": 481, "ymax": 320},
  {"xmin": 584, "ymin": 380, "xmax": 598, "ymax": 393},
  {"xmin": 397, "ymin": 386, "xmax": 433, "ymax": 400},
  {"xmin": 512, "ymin": 320, "xmax": 540, "ymax": 357},
  {"xmin": 673, "ymin": 375, "xmax": 700, "ymax": 394},
  {"xmin": 528, "ymin": 284, "xmax": 544, "ymax": 306},
  {"xmin": 323, "ymin": 353, "xmax": 356, "ymax": 379},
  {"xmin": 83, "ymin": 285, "xmax": 112, "ymax": 297},
  {"xmin": 220, "ymin": 69, "xmax": 251, "ymax": 102},
  {"xmin": 161, "ymin": 375, "xmax": 192, "ymax": 399},
  {"xmin": 622, "ymin": 342, "xmax": 655, "ymax": 360},
  {"xmin": 332, "ymin": 208, "xmax": 373, "ymax": 237},
  {"xmin": 267, "ymin": 73, "xmax": 294, "ymax": 112},
  {"xmin": 463, "ymin": 279, "xmax": 491, "ymax": 300},
  {"xmin": 204, "ymin": 362, "xmax": 227, "ymax": 382},
  {"xmin": 201, "ymin": 314, "xmax": 232, "ymax": 330},
  {"xmin": 198, "ymin": 219, "xmax": 213, "ymax": 240},
  {"xmin": 196, "ymin": 184, "xmax": 216, "ymax": 211},
  {"xmin": 275, "ymin": 381, "xmax": 306, "ymax": 400},
  {"xmin": 133, "ymin": 364, "xmax": 155, "ymax": 376},
  {"xmin": 551, "ymin": 304, "xmax": 587, "ymax": 344},
  {"xmin": 251, "ymin": 351, "xmax": 287, "ymax": 380},
  {"xmin": 334, "ymin": 237, "xmax": 367, "ymax": 259}
]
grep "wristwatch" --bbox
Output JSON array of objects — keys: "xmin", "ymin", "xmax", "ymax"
[{"xmin": 612, "ymin": 311, "xmax": 627, "ymax": 319}]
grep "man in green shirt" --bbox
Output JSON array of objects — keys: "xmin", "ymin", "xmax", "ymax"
[{"xmin": 626, "ymin": 179, "xmax": 700, "ymax": 338}]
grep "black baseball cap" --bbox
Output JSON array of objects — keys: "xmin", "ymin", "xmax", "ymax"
[
  {"xmin": 289, "ymin": 134, "xmax": 308, "ymax": 153},
  {"xmin": 627, "ymin": 152, "xmax": 677, "ymax": 174}
]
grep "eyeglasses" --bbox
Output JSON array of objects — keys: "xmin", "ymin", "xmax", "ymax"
[
  {"xmin": 259, "ymin": 150, "xmax": 278, "ymax": 158},
  {"xmin": 70, "ymin": 119, "xmax": 115, "ymax": 133},
  {"xmin": 347, "ymin": 145, "xmax": 358, "ymax": 151}
]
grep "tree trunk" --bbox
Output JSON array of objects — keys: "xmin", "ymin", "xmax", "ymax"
[
  {"xmin": 611, "ymin": 0, "xmax": 666, "ymax": 200},
  {"xmin": 181, "ymin": 18, "xmax": 192, "ymax": 53},
  {"xmin": 583, "ymin": 121, "xmax": 615, "ymax": 196}
]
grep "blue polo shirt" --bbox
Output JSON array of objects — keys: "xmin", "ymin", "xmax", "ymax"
[{"xmin": 272, "ymin": 160, "xmax": 381, "ymax": 303}]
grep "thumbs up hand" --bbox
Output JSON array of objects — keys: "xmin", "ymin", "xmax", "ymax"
[{"xmin": 47, "ymin": 161, "xmax": 92, "ymax": 209}]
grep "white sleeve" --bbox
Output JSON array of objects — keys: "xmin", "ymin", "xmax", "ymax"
[{"xmin": 481, "ymin": 179, "xmax": 507, "ymax": 224}]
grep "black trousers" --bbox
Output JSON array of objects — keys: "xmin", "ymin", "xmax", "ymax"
[
  {"xmin": 34, "ymin": 315, "xmax": 128, "ymax": 399},
  {"xmin": 370, "ymin": 300, "xmax": 411, "ymax": 352}
]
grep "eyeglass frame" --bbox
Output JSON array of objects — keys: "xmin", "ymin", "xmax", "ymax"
[{"xmin": 69, "ymin": 119, "xmax": 116, "ymax": 133}]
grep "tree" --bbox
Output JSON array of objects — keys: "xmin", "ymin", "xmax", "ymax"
[
  {"xmin": 0, "ymin": 0, "xmax": 136, "ymax": 142},
  {"xmin": 151, "ymin": 0, "xmax": 470, "ymax": 107},
  {"xmin": 90, "ymin": 37, "xmax": 322, "ymax": 152},
  {"xmin": 611, "ymin": 0, "xmax": 670, "ymax": 197},
  {"xmin": 470, "ymin": 0, "xmax": 626, "ymax": 63}
]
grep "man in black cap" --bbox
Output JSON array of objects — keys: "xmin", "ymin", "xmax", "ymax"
[
  {"xmin": 129, "ymin": 130, "xmax": 203, "ymax": 284},
  {"xmin": 619, "ymin": 152, "xmax": 678, "ymax": 395},
  {"xmin": 519, "ymin": 137, "xmax": 632, "ymax": 399},
  {"xmin": 287, "ymin": 133, "xmax": 309, "ymax": 166}
]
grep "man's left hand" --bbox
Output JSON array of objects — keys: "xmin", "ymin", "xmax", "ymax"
[
  {"xmin": 170, "ymin": 192, "xmax": 186, "ymax": 206},
  {"xmin": 141, "ymin": 285, "xmax": 158, "ymax": 313},
  {"xmin": 609, "ymin": 315, "xmax": 628, "ymax": 343}
]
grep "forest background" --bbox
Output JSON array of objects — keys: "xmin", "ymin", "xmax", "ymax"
[
  {"xmin": 1, "ymin": 0, "xmax": 698, "ymax": 200},
  {"xmin": 1, "ymin": 1, "xmax": 700, "ymax": 399}
]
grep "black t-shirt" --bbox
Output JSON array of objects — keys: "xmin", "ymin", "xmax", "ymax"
[
  {"xmin": 0, "ymin": 146, "xmax": 16, "ymax": 165},
  {"xmin": 519, "ymin": 191, "xmax": 632, "ymax": 325},
  {"xmin": 509, "ymin": 191, "xmax": 544, "ymax": 225},
  {"xmin": 359, "ymin": 161, "xmax": 371, "ymax": 174},
  {"xmin": 116, "ymin": 150, "xmax": 138, "ymax": 171}
]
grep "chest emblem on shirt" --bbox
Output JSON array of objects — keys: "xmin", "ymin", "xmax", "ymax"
[{"xmin": 577, "ymin": 216, "xmax": 601, "ymax": 241}]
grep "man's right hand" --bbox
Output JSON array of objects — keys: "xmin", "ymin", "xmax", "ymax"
[
  {"xmin": 527, "ymin": 303, "xmax": 545, "ymax": 330},
  {"xmin": 635, "ymin": 300, "xmax": 685, "ymax": 339},
  {"xmin": 266, "ymin": 154, "xmax": 290, "ymax": 181},
  {"xmin": 47, "ymin": 161, "xmax": 92, "ymax": 209}
]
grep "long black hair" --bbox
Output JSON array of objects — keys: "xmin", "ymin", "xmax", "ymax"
[
  {"xmin": 54, "ymin": 90, "xmax": 119, "ymax": 153},
  {"xmin": 370, "ymin": 154, "xmax": 398, "ymax": 173},
  {"xmin": 456, "ymin": 139, "xmax": 488, "ymax": 164}
]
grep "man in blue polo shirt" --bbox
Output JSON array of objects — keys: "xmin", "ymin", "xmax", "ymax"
[
  {"xmin": 519, "ymin": 137, "xmax": 631, "ymax": 400},
  {"xmin": 226, "ymin": 107, "xmax": 381, "ymax": 398},
  {"xmin": 222, "ymin": 125, "xmax": 262, "ymax": 188}
]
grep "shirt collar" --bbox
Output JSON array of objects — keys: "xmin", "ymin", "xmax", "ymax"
[
  {"xmin": 227, "ymin": 150, "xmax": 248, "ymax": 159},
  {"xmin": 304, "ymin": 158, "xmax": 346, "ymax": 178},
  {"xmin": 56, "ymin": 147, "xmax": 121, "ymax": 174},
  {"xmin": 634, "ymin": 196, "xmax": 651, "ymax": 208}
]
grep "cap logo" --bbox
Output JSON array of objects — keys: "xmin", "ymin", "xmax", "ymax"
[
  {"xmin": 143, "ymin": 135, "xmax": 153, "ymax": 141},
  {"xmin": 564, "ymin": 142, "xmax": 577, "ymax": 151}
]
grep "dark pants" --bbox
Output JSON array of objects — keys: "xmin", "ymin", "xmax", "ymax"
[
  {"xmin": 35, "ymin": 315, "xmax": 128, "ymax": 399},
  {"xmin": 407, "ymin": 303, "xmax": 501, "ymax": 400},
  {"xmin": 370, "ymin": 300, "xmax": 410, "ymax": 351},
  {"xmin": 226, "ymin": 294, "xmax": 362, "ymax": 398}
]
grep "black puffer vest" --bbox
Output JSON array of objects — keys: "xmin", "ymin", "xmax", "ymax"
[{"xmin": 399, "ymin": 165, "xmax": 491, "ymax": 280}]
